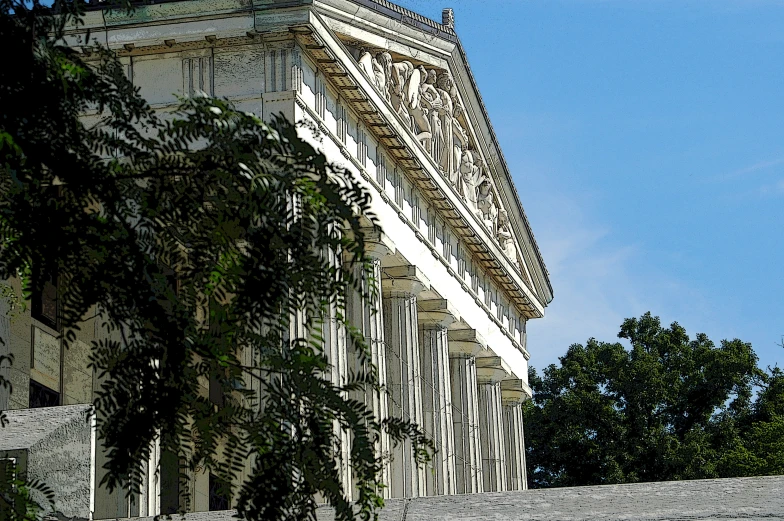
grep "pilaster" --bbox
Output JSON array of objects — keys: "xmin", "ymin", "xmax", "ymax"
[
  {"xmin": 382, "ymin": 265, "xmax": 429, "ymax": 498},
  {"xmin": 417, "ymin": 298, "xmax": 459, "ymax": 496},
  {"xmin": 476, "ymin": 355, "xmax": 510, "ymax": 492}
]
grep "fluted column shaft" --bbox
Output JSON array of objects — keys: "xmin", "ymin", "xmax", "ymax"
[
  {"xmin": 502, "ymin": 379, "xmax": 530, "ymax": 491},
  {"xmin": 345, "ymin": 230, "xmax": 393, "ymax": 496},
  {"xmin": 477, "ymin": 357, "xmax": 509, "ymax": 492},
  {"xmin": 418, "ymin": 299, "xmax": 458, "ymax": 495},
  {"xmin": 382, "ymin": 266, "xmax": 429, "ymax": 498},
  {"xmin": 448, "ymin": 330, "xmax": 485, "ymax": 494},
  {"xmin": 319, "ymin": 238, "xmax": 351, "ymax": 496},
  {"xmin": 324, "ymin": 290, "xmax": 350, "ymax": 495}
]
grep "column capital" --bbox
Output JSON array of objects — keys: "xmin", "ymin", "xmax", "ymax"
[
  {"xmin": 501, "ymin": 378, "xmax": 532, "ymax": 404},
  {"xmin": 447, "ymin": 328, "xmax": 486, "ymax": 357},
  {"xmin": 361, "ymin": 227, "xmax": 395, "ymax": 261},
  {"xmin": 417, "ymin": 298, "xmax": 459, "ymax": 328},
  {"xmin": 476, "ymin": 356, "xmax": 511, "ymax": 384},
  {"xmin": 381, "ymin": 265, "xmax": 429, "ymax": 297}
]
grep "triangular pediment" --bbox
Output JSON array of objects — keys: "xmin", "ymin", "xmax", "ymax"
[{"xmin": 311, "ymin": 0, "xmax": 553, "ymax": 305}]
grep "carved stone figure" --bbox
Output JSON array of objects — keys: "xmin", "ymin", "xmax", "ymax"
[
  {"xmin": 420, "ymin": 68, "xmax": 440, "ymax": 106},
  {"xmin": 406, "ymin": 65, "xmax": 423, "ymax": 110},
  {"xmin": 376, "ymin": 52, "xmax": 393, "ymax": 100},
  {"xmin": 421, "ymin": 69, "xmax": 443, "ymax": 158},
  {"xmin": 390, "ymin": 60, "xmax": 414, "ymax": 124},
  {"xmin": 409, "ymin": 66, "xmax": 434, "ymax": 150},
  {"xmin": 358, "ymin": 49, "xmax": 375, "ymax": 82},
  {"xmin": 497, "ymin": 210, "xmax": 519, "ymax": 269},
  {"xmin": 358, "ymin": 50, "xmax": 393, "ymax": 101},
  {"xmin": 353, "ymin": 50, "xmax": 517, "ymax": 249},
  {"xmin": 435, "ymin": 72, "xmax": 468, "ymax": 186},
  {"xmin": 459, "ymin": 149, "xmax": 482, "ymax": 212},
  {"xmin": 476, "ymin": 175, "xmax": 497, "ymax": 232}
]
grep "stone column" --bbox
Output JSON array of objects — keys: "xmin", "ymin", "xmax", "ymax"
[
  {"xmin": 382, "ymin": 265, "xmax": 429, "ymax": 498},
  {"xmin": 476, "ymin": 356, "xmax": 510, "ymax": 492},
  {"xmin": 418, "ymin": 299, "xmax": 458, "ymax": 496},
  {"xmin": 345, "ymin": 229, "xmax": 394, "ymax": 496},
  {"xmin": 448, "ymin": 329, "xmax": 485, "ymax": 494},
  {"xmin": 502, "ymin": 378, "xmax": 530, "ymax": 491},
  {"xmin": 322, "ymin": 246, "xmax": 351, "ymax": 496}
]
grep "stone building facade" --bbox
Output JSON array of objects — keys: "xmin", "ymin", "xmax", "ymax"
[{"xmin": 0, "ymin": 0, "xmax": 553, "ymax": 518}]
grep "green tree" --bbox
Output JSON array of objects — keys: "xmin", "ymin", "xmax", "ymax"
[
  {"xmin": 0, "ymin": 0, "xmax": 429, "ymax": 520},
  {"xmin": 524, "ymin": 312, "xmax": 770, "ymax": 488},
  {"xmin": 716, "ymin": 366, "xmax": 784, "ymax": 477}
]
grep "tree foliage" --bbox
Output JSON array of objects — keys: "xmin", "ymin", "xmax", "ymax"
[
  {"xmin": 0, "ymin": 1, "xmax": 429, "ymax": 520},
  {"xmin": 524, "ymin": 312, "xmax": 783, "ymax": 488},
  {"xmin": 0, "ymin": 456, "xmax": 55, "ymax": 521}
]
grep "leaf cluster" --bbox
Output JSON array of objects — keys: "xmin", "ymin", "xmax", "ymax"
[
  {"xmin": 0, "ymin": 459, "xmax": 55, "ymax": 521},
  {"xmin": 524, "ymin": 312, "xmax": 783, "ymax": 488}
]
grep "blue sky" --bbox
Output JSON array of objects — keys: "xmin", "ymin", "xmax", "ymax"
[{"xmin": 393, "ymin": 0, "xmax": 784, "ymax": 372}]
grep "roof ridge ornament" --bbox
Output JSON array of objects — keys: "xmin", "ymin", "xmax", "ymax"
[{"xmin": 442, "ymin": 8, "xmax": 455, "ymax": 29}]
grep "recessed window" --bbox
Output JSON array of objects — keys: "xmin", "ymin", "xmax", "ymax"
[
  {"xmin": 29, "ymin": 380, "xmax": 59, "ymax": 408},
  {"xmin": 209, "ymin": 473, "xmax": 230, "ymax": 511},
  {"xmin": 31, "ymin": 270, "xmax": 58, "ymax": 330}
]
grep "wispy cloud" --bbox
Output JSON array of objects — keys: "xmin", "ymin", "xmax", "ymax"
[
  {"xmin": 758, "ymin": 178, "xmax": 784, "ymax": 197},
  {"xmin": 724, "ymin": 157, "xmax": 784, "ymax": 179}
]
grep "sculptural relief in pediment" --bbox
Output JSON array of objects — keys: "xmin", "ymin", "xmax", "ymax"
[{"xmin": 346, "ymin": 44, "xmax": 525, "ymax": 276}]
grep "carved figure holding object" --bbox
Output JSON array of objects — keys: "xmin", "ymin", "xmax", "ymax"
[
  {"xmin": 390, "ymin": 60, "xmax": 414, "ymax": 98},
  {"xmin": 358, "ymin": 49, "xmax": 376, "ymax": 83},
  {"xmin": 459, "ymin": 149, "xmax": 482, "ymax": 212},
  {"xmin": 420, "ymin": 69, "xmax": 441, "ymax": 107},
  {"xmin": 421, "ymin": 69, "xmax": 444, "ymax": 159},
  {"xmin": 497, "ymin": 209, "xmax": 520, "ymax": 269},
  {"xmin": 476, "ymin": 175, "xmax": 497, "ymax": 233},
  {"xmin": 406, "ymin": 65, "xmax": 423, "ymax": 110},
  {"xmin": 407, "ymin": 65, "xmax": 434, "ymax": 148},
  {"xmin": 375, "ymin": 52, "xmax": 393, "ymax": 100},
  {"xmin": 388, "ymin": 60, "xmax": 414, "ymax": 127}
]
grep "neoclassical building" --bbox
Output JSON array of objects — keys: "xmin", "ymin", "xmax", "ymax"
[{"xmin": 0, "ymin": 0, "xmax": 552, "ymax": 518}]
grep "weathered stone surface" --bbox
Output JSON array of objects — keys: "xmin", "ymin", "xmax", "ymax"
[
  {"xmin": 0, "ymin": 404, "xmax": 93, "ymax": 521},
  {"xmin": 109, "ymin": 475, "xmax": 784, "ymax": 520},
  {"xmin": 393, "ymin": 476, "xmax": 784, "ymax": 520}
]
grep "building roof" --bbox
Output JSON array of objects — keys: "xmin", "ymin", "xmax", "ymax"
[
  {"xmin": 0, "ymin": 404, "xmax": 92, "ymax": 451},
  {"xmin": 112, "ymin": 475, "xmax": 784, "ymax": 521}
]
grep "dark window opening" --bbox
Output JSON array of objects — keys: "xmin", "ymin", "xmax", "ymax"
[
  {"xmin": 159, "ymin": 449, "xmax": 180, "ymax": 514},
  {"xmin": 29, "ymin": 380, "xmax": 60, "ymax": 408},
  {"xmin": 208, "ymin": 370, "xmax": 225, "ymax": 408},
  {"xmin": 208, "ymin": 473, "xmax": 230, "ymax": 511},
  {"xmin": 31, "ymin": 269, "xmax": 58, "ymax": 330}
]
